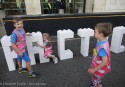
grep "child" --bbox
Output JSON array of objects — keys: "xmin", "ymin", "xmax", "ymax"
[
  {"xmin": 88, "ymin": 23, "xmax": 112, "ymax": 87},
  {"xmin": 36, "ymin": 33, "xmax": 58, "ymax": 64},
  {"xmin": 10, "ymin": 17, "xmax": 39, "ymax": 78}
]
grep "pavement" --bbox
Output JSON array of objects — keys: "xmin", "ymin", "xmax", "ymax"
[{"xmin": 0, "ymin": 35, "xmax": 125, "ymax": 87}]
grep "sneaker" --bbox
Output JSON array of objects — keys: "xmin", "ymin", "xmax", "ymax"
[
  {"xmin": 54, "ymin": 58, "xmax": 58, "ymax": 64},
  {"xmin": 90, "ymin": 82, "xmax": 94, "ymax": 87},
  {"xmin": 18, "ymin": 68, "xmax": 28, "ymax": 73},
  {"xmin": 100, "ymin": 84, "xmax": 102, "ymax": 87},
  {"xmin": 90, "ymin": 83, "xmax": 102, "ymax": 87},
  {"xmin": 29, "ymin": 72, "xmax": 40, "ymax": 78}
]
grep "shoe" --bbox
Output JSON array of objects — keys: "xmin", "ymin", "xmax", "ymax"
[
  {"xmin": 90, "ymin": 85, "xmax": 94, "ymax": 87},
  {"xmin": 18, "ymin": 68, "xmax": 28, "ymax": 73},
  {"xmin": 90, "ymin": 82, "xmax": 94, "ymax": 87},
  {"xmin": 29, "ymin": 72, "xmax": 40, "ymax": 78},
  {"xmin": 54, "ymin": 58, "xmax": 58, "ymax": 64},
  {"xmin": 90, "ymin": 83, "xmax": 102, "ymax": 87}
]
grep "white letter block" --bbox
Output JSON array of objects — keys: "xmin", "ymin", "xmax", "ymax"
[
  {"xmin": 1, "ymin": 35, "xmax": 26, "ymax": 71},
  {"xmin": 26, "ymin": 32, "xmax": 49, "ymax": 65},
  {"xmin": 57, "ymin": 29, "xmax": 74, "ymax": 60},
  {"xmin": 77, "ymin": 28, "xmax": 94, "ymax": 57},
  {"xmin": 111, "ymin": 26, "xmax": 125, "ymax": 53}
]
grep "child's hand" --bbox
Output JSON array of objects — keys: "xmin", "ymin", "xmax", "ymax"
[
  {"xmin": 26, "ymin": 33, "xmax": 32, "ymax": 36},
  {"xmin": 88, "ymin": 68, "xmax": 96, "ymax": 75},
  {"xmin": 18, "ymin": 51, "xmax": 23, "ymax": 57}
]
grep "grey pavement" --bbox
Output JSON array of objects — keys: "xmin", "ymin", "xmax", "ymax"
[{"xmin": 0, "ymin": 35, "xmax": 125, "ymax": 87}]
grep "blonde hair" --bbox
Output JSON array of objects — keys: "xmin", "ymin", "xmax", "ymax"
[{"xmin": 43, "ymin": 33, "xmax": 50, "ymax": 40}]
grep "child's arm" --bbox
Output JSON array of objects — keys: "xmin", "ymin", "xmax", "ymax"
[
  {"xmin": 36, "ymin": 42, "xmax": 45, "ymax": 48},
  {"xmin": 26, "ymin": 33, "xmax": 32, "ymax": 36},
  {"xmin": 88, "ymin": 57, "xmax": 108, "ymax": 74},
  {"xmin": 12, "ymin": 43, "xmax": 23, "ymax": 57},
  {"xmin": 94, "ymin": 57, "xmax": 108, "ymax": 71}
]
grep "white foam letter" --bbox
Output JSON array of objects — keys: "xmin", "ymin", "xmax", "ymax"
[
  {"xmin": 1, "ymin": 36, "xmax": 18, "ymax": 71},
  {"xmin": 77, "ymin": 28, "xmax": 94, "ymax": 57},
  {"xmin": 111, "ymin": 26, "xmax": 125, "ymax": 53},
  {"xmin": 57, "ymin": 29, "xmax": 74, "ymax": 60},
  {"xmin": 26, "ymin": 32, "xmax": 49, "ymax": 65}
]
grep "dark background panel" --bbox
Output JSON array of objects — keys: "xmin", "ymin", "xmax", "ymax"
[
  {"xmin": 23, "ymin": 18, "xmax": 77, "ymax": 36},
  {"xmin": 3, "ymin": 13, "xmax": 125, "ymax": 36},
  {"xmin": 77, "ymin": 16, "xmax": 125, "ymax": 29}
]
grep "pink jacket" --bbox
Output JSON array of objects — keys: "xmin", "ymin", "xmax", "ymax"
[
  {"xmin": 12, "ymin": 29, "xmax": 26, "ymax": 53},
  {"xmin": 43, "ymin": 39, "xmax": 53, "ymax": 57},
  {"xmin": 92, "ymin": 41, "xmax": 111, "ymax": 76}
]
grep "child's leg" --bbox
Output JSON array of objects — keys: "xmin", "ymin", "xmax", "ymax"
[
  {"xmin": 91, "ymin": 74, "xmax": 102, "ymax": 87},
  {"xmin": 22, "ymin": 52, "xmax": 32, "ymax": 71},
  {"xmin": 17, "ymin": 55, "xmax": 22, "ymax": 68},
  {"xmin": 47, "ymin": 54, "xmax": 56, "ymax": 58},
  {"xmin": 17, "ymin": 55, "xmax": 28, "ymax": 73},
  {"xmin": 18, "ymin": 61, "xmax": 22, "ymax": 68},
  {"xmin": 47, "ymin": 54, "xmax": 58, "ymax": 63},
  {"xmin": 96, "ymin": 84, "xmax": 102, "ymax": 87},
  {"xmin": 26, "ymin": 62, "xmax": 32, "ymax": 71},
  {"xmin": 22, "ymin": 52, "xmax": 39, "ymax": 78}
]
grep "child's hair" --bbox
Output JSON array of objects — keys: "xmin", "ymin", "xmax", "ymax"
[
  {"xmin": 13, "ymin": 17, "xmax": 23, "ymax": 24},
  {"xmin": 43, "ymin": 33, "xmax": 50, "ymax": 41},
  {"xmin": 95, "ymin": 22, "xmax": 112, "ymax": 37}
]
